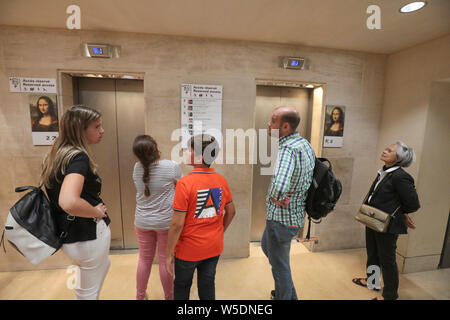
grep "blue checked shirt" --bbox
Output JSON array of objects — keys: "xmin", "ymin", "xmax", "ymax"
[{"xmin": 266, "ymin": 132, "xmax": 315, "ymax": 227}]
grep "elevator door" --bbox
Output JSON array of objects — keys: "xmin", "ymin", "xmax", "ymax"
[
  {"xmin": 76, "ymin": 77, "xmax": 145, "ymax": 249},
  {"xmin": 251, "ymin": 86, "xmax": 311, "ymax": 241}
]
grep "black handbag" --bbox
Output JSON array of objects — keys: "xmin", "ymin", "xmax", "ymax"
[{"xmin": 1, "ymin": 186, "xmax": 72, "ymax": 265}]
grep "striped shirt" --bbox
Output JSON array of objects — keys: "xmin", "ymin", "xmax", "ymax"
[
  {"xmin": 266, "ymin": 132, "xmax": 315, "ymax": 227},
  {"xmin": 133, "ymin": 160, "xmax": 182, "ymax": 230}
]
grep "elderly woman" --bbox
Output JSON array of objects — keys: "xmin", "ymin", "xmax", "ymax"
[{"xmin": 353, "ymin": 141, "xmax": 420, "ymax": 300}]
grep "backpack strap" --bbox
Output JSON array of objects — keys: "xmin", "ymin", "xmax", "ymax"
[
  {"xmin": 0, "ymin": 229, "xmax": 6, "ymax": 253},
  {"xmin": 297, "ymin": 218, "xmax": 319, "ymax": 244},
  {"xmin": 14, "ymin": 185, "xmax": 74, "ymax": 242},
  {"xmin": 317, "ymin": 158, "xmax": 332, "ymax": 170},
  {"xmin": 38, "ymin": 185, "xmax": 74, "ymax": 240},
  {"xmin": 15, "ymin": 186, "xmax": 37, "ymax": 193},
  {"xmin": 306, "ymin": 216, "xmax": 312, "ymax": 240}
]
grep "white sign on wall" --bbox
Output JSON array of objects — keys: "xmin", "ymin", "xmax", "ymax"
[
  {"xmin": 9, "ymin": 77, "xmax": 57, "ymax": 93},
  {"xmin": 181, "ymin": 84, "xmax": 223, "ymax": 149}
]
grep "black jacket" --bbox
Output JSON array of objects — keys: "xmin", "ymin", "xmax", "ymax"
[{"xmin": 365, "ymin": 167, "xmax": 420, "ymax": 234}]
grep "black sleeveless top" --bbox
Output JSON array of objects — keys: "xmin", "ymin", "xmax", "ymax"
[{"xmin": 46, "ymin": 152, "xmax": 110, "ymax": 243}]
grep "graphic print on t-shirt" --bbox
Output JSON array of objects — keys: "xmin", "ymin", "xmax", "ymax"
[{"xmin": 195, "ymin": 188, "xmax": 222, "ymax": 218}]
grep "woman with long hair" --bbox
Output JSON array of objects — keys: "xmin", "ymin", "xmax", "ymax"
[
  {"xmin": 41, "ymin": 105, "xmax": 111, "ymax": 300},
  {"xmin": 32, "ymin": 96, "xmax": 59, "ymax": 132},
  {"xmin": 132, "ymin": 135, "xmax": 182, "ymax": 300}
]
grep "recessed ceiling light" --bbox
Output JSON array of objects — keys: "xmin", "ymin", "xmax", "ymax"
[
  {"xmin": 305, "ymin": 84, "xmax": 314, "ymax": 88},
  {"xmin": 399, "ymin": 1, "xmax": 427, "ymax": 13}
]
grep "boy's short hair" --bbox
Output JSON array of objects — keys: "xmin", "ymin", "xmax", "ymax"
[{"xmin": 188, "ymin": 134, "xmax": 219, "ymax": 167}]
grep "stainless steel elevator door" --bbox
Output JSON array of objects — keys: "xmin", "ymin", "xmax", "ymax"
[
  {"xmin": 76, "ymin": 77, "xmax": 145, "ymax": 249},
  {"xmin": 251, "ymin": 86, "xmax": 311, "ymax": 241}
]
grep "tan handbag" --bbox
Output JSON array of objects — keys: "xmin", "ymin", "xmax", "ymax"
[
  {"xmin": 355, "ymin": 176, "xmax": 400, "ymax": 233},
  {"xmin": 355, "ymin": 204, "xmax": 400, "ymax": 233}
]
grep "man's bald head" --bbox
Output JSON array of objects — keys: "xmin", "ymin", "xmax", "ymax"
[{"xmin": 275, "ymin": 106, "xmax": 300, "ymax": 132}]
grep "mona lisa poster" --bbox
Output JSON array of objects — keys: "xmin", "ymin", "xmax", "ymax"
[
  {"xmin": 29, "ymin": 94, "xmax": 59, "ymax": 145},
  {"xmin": 323, "ymin": 105, "xmax": 345, "ymax": 148}
]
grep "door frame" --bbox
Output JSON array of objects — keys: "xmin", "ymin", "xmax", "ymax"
[
  {"xmin": 57, "ymin": 70, "xmax": 145, "ymax": 114},
  {"xmin": 57, "ymin": 70, "xmax": 146, "ymax": 250},
  {"xmin": 254, "ymin": 79, "xmax": 326, "ymax": 157}
]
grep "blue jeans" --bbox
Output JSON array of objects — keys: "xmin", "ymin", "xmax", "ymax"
[
  {"xmin": 174, "ymin": 255, "xmax": 220, "ymax": 300},
  {"xmin": 262, "ymin": 220, "xmax": 300, "ymax": 300}
]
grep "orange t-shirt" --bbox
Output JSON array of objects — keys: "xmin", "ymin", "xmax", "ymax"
[{"xmin": 172, "ymin": 168, "xmax": 233, "ymax": 261}]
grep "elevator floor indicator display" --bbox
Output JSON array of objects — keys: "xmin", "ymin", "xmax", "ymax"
[{"xmin": 83, "ymin": 43, "xmax": 113, "ymax": 58}]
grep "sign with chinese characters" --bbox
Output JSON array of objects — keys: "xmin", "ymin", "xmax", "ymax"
[
  {"xmin": 9, "ymin": 77, "xmax": 57, "ymax": 93},
  {"xmin": 181, "ymin": 84, "xmax": 223, "ymax": 149},
  {"xmin": 29, "ymin": 94, "xmax": 59, "ymax": 145},
  {"xmin": 323, "ymin": 105, "xmax": 345, "ymax": 148}
]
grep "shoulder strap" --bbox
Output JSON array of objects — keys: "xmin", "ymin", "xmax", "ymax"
[
  {"xmin": 367, "ymin": 172, "xmax": 396, "ymax": 203},
  {"xmin": 364, "ymin": 173, "xmax": 402, "ymax": 216},
  {"xmin": 14, "ymin": 186, "xmax": 37, "ymax": 193},
  {"xmin": 390, "ymin": 206, "xmax": 401, "ymax": 217},
  {"xmin": 363, "ymin": 175, "xmax": 379, "ymax": 204}
]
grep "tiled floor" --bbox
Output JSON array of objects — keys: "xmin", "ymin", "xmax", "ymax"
[{"xmin": 0, "ymin": 243, "xmax": 449, "ymax": 300}]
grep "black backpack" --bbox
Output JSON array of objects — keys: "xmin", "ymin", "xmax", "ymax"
[
  {"xmin": 303, "ymin": 157, "xmax": 342, "ymax": 240},
  {"xmin": 1, "ymin": 186, "xmax": 72, "ymax": 265}
]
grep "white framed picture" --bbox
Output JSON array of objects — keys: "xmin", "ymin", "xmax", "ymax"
[
  {"xmin": 29, "ymin": 94, "xmax": 59, "ymax": 145},
  {"xmin": 323, "ymin": 105, "xmax": 345, "ymax": 148}
]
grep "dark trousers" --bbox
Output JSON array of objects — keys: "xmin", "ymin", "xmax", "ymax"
[
  {"xmin": 174, "ymin": 255, "xmax": 220, "ymax": 300},
  {"xmin": 365, "ymin": 227, "xmax": 399, "ymax": 300}
]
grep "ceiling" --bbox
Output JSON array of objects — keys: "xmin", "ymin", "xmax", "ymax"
[{"xmin": 0, "ymin": 0, "xmax": 449, "ymax": 54}]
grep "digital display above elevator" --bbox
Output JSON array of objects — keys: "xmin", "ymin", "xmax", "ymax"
[
  {"xmin": 82, "ymin": 43, "xmax": 115, "ymax": 58},
  {"xmin": 92, "ymin": 47, "xmax": 103, "ymax": 55},
  {"xmin": 282, "ymin": 57, "xmax": 306, "ymax": 70}
]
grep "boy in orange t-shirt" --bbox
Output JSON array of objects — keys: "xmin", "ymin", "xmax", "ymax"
[{"xmin": 165, "ymin": 134, "xmax": 236, "ymax": 300}]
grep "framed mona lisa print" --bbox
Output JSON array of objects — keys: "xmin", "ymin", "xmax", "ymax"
[
  {"xmin": 29, "ymin": 94, "xmax": 59, "ymax": 145},
  {"xmin": 323, "ymin": 105, "xmax": 345, "ymax": 148}
]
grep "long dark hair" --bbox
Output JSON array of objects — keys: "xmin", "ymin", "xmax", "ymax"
[{"xmin": 132, "ymin": 135, "xmax": 160, "ymax": 197}]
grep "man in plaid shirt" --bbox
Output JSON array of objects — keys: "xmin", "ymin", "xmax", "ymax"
[{"xmin": 262, "ymin": 106, "xmax": 315, "ymax": 300}]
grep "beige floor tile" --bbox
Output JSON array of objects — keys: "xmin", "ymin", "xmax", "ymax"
[{"xmin": 0, "ymin": 244, "xmax": 449, "ymax": 300}]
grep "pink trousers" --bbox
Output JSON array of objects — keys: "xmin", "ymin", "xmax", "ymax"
[{"xmin": 134, "ymin": 227, "xmax": 174, "ymax": 300}]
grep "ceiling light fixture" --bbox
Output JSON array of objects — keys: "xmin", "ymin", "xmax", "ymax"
[{"xmin": 399, "ymin": 1, "xmax": 427, "ymax": 13}]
